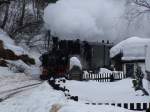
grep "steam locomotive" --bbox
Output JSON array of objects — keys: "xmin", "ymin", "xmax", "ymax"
[{"xmin": 40, "ymin": 37, "xmax": 113, "ymax": 80}]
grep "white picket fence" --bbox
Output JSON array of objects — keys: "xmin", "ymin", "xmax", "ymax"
[{"xmin": 82, "ymin": 71, "xmax": 126, "ymax": 82}]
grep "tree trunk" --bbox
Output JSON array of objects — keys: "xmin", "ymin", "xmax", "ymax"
[
  {"xmin": 18, "ymin": 0, "xmax": 26, "ymax": 27},
  {"xmin": 1, "ymin": 4, "xmax": 9, "ymax": 29}
]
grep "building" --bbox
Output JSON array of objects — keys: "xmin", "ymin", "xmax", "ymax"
[
  {"xmin": 87, "ymin": 41, "xmax": 113, "ymax": 71},
  {"xmin": 110, "ymin": 37, "xmax": 150, "ymax": 78}
]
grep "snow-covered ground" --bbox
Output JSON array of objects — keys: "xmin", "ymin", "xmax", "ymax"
[
  {"xmin": 59, "ymin": 103, "xmax": 140, "ymax": 112},
  {"xmin": 0, "ymin": 66, "xmax": 145, "ymax": 112},
  {"xmin": 0, "ymin": 78, "xmax": 142, "ymax": 112},
  {"xmin": 63, "ymin": 78, "xmax": 150, "ymax": 103},
  {"xmin": 0, "ymin": 67, "xmax": 41, "ymax": 98},
  {"xmin": 0, "ymin": 83, "xmax": 138, "ymax": 112}
]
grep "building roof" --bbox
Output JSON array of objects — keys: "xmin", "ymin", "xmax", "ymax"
[{"xmin": 110, "ymin": 37, "xmax": 150, "ymax": 61}]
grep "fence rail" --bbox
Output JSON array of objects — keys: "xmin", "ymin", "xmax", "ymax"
[
  {"xmin": 82, "ymin": 71, "xmax": 126, "ymax": 82},
  {"xmin": 85, "ymin": 102, "xmax": 150, "ymax": 111}
]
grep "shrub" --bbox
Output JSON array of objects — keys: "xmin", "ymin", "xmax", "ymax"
[
  {"xmin": 0, "ymin": 59, "xmax": 7, "ymax": 67},
  {"xmin": 4, "ymin": 49, "xmax": 19, "ymax": 60}
]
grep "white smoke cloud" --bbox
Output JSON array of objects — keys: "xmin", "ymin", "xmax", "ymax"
[{"xmin": 44, "ymin": 0, "xmax": 125, "ymax": 42}]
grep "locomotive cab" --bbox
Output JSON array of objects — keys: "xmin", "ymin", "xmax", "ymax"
[{"xmin": 40, "ymin": 49, "xmax": 69, "ymax": 80}]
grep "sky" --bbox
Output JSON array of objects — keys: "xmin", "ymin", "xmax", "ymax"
[{"xmin": 44, "ymin": 0, "xmax": 150, "ymax": 43}]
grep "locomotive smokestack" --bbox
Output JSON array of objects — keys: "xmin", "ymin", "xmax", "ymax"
[
  {"xmin": 102, "ymin": 40, "xmax": 104, "ymax": 43},
  {"xmin": 52, "ymin": 36, "xmax": 59, "ymax": 50}
]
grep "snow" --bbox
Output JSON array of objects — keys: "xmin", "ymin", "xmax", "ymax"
[
  {"xmin": 0, "ymin": 67, "xmax": 16, "ymax": 76},
  {"xmin": 110, "ymin": 37, "xmax": 150, "ymax": 61},
  {"xmin": 100, "ymin": 68, "xmax": 112, "ymax": 73},
  {"xmin": 0, "ymin": 67, "xmax": 147, "ymax": 112},
  {"xmin": 44, "ymin": 0, "xmax": 125, "ymax": 41},
  {"xmin": 59, "ymin": 103, "xmax": 138, "ymax": 112},
  {"xmin": 0, "ymin": 81, "xmax": 138, "ymax": 112},
  {"xmin": 70, "ymin": 57, "xmax": 82, "ymax": 70},
  {"xmin": 0, "ymin": 82, "xmax": 65, "ymax": 112},
  {"xmin": 0, "ymin": 29, "xmax": 14, "ymax": 45},
  {"xmin": 0, "ymin": 29, "xmax": 26, "ymax": 55},
  {"xmin": 4, "ymin": 43, "xmax": 25, "ymax": 55},
  {"xmin": 64, "ymin": 78, "xmax": 150, "ymax": 103},
  {"xmin": 0, "ymin": 29, "xmax": 42, "ymax": 78},
  {"xmin": 0, "ymin": 67, "xmax": 40, "ymax": 98}
]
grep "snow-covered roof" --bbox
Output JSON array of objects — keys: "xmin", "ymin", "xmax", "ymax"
[
  {"xmin": 110, "ymin": 37, "xmax": 150, "ymax": 61},
  {"xmin": 70, "ymin": 57, "xmax": 82, "ymax": 70}
]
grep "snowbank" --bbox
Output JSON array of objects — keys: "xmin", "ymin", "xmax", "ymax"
[
  {"xmin": 0, "ymin": 29, "xmax": 14, "ymax": 45},
  {"xmin": 0, "ymin": 67, "xmax": 15, "ymax": 77},
  {"xmin": 59, "ymin": 103, "xmax": 137, "ymax": 112},
  {"xmin": 0, "ymin": 29, "xmax": 41, "ymax": 77},
  {"xmin": 0, "ymin": 29, "xmax": 25, "ymax": 55},
  {"xmin": 110, "ymin": 37, "xmax": 150, "ymax": 60},
  {"xmin": 7, "ymin": 60, "xmax": 30, "ymax": 74},
  {"xmin": 4, "ymin": 43, "xmax": 25, "ymax": 55},
  {"xmin": 99, "ymin": 68, "xmax": 112, "ymax": 73}
]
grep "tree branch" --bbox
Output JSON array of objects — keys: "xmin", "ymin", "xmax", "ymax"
[
  {"xmin": 0, "ymin": 1, "xmax": 10, "ymax": 5},
  {"xmin": 134, "ymin": 0, "xmax": 150, "ymax": 9},
  {"xmin": 10, "ymin": 20, "xmax": 43, "ymax": 37}
]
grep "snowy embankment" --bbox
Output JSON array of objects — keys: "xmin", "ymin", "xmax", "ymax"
[
  {"xmin": 0, "ymin": 29, "xmax": 25, "ymax": 55},
  {"xmin": 0, "ymin": 29, "xmax": 41, "ymax": 78}
]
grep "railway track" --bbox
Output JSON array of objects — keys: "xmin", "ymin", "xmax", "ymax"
[{"xmin": 0, "ymin": 82, "xmax": 43, "ymax": 102}]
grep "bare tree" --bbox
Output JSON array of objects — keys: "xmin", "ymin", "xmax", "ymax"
[
  {"xmin": 131, "ymin": 0, "xmax": 150, "ymax": 18},
  {"xmin": 0, "ymin": 1, "xmax": 10, "ymax": 6},
  {"xmin": 0, "ymin": 3, "xmax": 9, "ymax": 29},
  {"xmin": 133, "ymin": 0, "xmax": 150, "ymax": 8},
  {"xmin": 0, "ymin": 0, "xmax": 52, "ymax": 52}
]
